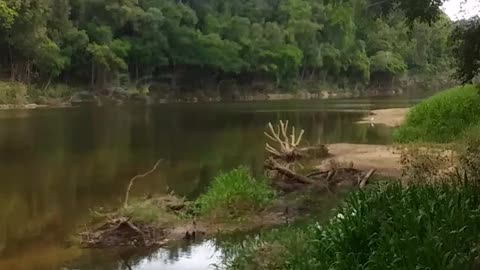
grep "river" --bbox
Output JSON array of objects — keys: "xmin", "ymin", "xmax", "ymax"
[{"xmin": 0, "ymin": 97, "xmax": 418, "ymax": 270}]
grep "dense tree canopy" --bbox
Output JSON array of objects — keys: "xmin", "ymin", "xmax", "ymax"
[{"xmin": 0, "ymin": 0, "xmax": 456, "ymax": 94}]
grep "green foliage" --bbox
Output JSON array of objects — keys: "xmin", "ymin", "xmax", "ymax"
[
  {"xmin": 370, "ymin": 51, "xmax": 407, "ymax": 75},
  {"xmin": 40, "ymin": 84, "xmax": 75, "ymax": 99},
  {"xmin": 0, "ymin": 81, "xmax": 27, "ymax": 104},
  {"xmin": 451, "ymin": 18, "xmax": 480, "ymax": 84},
  {"xmin": 0, "ymin": 0, "xmax": 455, "ymax": 92},
  {"xmin": 195, "ymin": 167, "xmax": 275, "ymax": 219},
  {"xmin": 394, "ymin": 85, "xmax": 480, "ymax": 143},
  {"xmin": 0, "ymin": 1, "xmax": 17, "ymax": 29},
  {"xmin": 224, "ymin": 180, "xmax": 480, "ymax": 269}
]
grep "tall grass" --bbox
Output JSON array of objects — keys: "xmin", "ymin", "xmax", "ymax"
[
  {"xmin": 0, "ymin": 81, "xmax": 75, "ymax": 105},
  {"xmin": 0, "ymin": 81, "xmax": 27, "ymax": 104},
  {"xmin": 394, "ymin": 85, "xmax": 480, "ymax": 143},
  {"xmin": 195, "ymin": 167, "xmax": 275, "ymax": 219},
  {"xmin": 223, "ymin": 180, "xmax": 480, "ymax": 269}
]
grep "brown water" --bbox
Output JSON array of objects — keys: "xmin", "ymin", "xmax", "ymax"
[{"xmin": 0, "ymin": 98, "xmax": 417, "ymax": 270}]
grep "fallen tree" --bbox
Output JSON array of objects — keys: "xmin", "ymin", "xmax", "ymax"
[{"xmin": 264, "ymin": 120, "xmax": 375, "ymax": 191}]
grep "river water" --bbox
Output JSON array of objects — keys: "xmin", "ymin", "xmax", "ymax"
[{"xmin": 0, "ymin": 98, "xmax": 418, "ymax": 270}]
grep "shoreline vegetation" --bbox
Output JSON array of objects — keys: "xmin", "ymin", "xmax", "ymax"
[{"xmin": 0, "ymin": 81, "xmax": 448, "ymax": 110}]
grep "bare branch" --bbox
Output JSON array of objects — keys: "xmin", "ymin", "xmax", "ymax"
[
  {"xmin": 264, "ymin": 120, "xmax": 305, "ymax": 165},
  {"xmin": 124, "ymin": 159, "xmax": 163, "ymax": 208}
]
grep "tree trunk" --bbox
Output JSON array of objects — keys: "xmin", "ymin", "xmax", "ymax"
[
  {"xmin": 26, "ymin": 59, "xmax": 31, "ymax": 84},
  {"xmin": 43, "ymin": 75, "xmax": 52, "ymax": 91},
  {"xmin": 301, "ymin": 63, "xmax": 307, "ymax": 81},
  {"xmin": 8, "ymin": 44, "xmax": 14, "ymax": 81},
  {"xmin": 90, "ymin": 61, "xmax": 95, "ymax": 89},
  {"xmin": 135, "ymin": 63, "xmax": 139, "ymax": 84},
  {"xmin": 309, "ymin": 68, "xmax": 316, "ymax": 80}
]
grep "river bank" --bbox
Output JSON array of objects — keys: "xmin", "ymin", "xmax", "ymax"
[
  {"xmin": 0, "ymin": 90, "xmax": 409, "ymax": 110},
  {"xmin": 0, "ymin": 77, "xmax": 440, "ymax": 110}
]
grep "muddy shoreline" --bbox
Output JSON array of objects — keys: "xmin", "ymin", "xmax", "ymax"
[
  {"xmin": 0, "ymin": 91, "xmax": 414, "ymax": 110},
  {"xmin": 357, "ymin": 108, "xmax": 409, "ymax": 127}
]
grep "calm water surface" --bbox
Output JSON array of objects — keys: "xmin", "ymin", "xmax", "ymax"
[{"xmin": 0, "ymin": 98, "xmax": 418, "ymax": 270}]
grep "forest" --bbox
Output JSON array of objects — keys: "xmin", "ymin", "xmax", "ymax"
[{"xmin": 0, "ymin": 0, "xmax": 457, "ymax": 99}]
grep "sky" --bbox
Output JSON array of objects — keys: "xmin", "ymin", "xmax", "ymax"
[{"xmin": 442, "ymin": 0, "xmax": 480, "ymax": 20}]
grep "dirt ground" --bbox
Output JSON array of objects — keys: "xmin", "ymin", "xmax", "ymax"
[
  {"xmin": 357, "ymin": 108, "xmax": 409, "ymax": 127},
  {"xmin": 317, "ymin": 144, "xmax": 402, "ymax": 177}
]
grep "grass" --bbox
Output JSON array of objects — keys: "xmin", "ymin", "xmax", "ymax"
[
  {"xmin": 0, "ymin": 81, "xmax": 27, "ymax": 104},
  {"xmin": 195, "ymin": 166, "xmax": 275, "ymax": 220},
  {"xmin": 119, "ymin": 199, "xmax": 173, "ymax": 224},
  {"xmin": 0, "ymin": 81, "xmax": 75, "ymax": 105},
  {"xmin": 222, "ymin": 180, "xmax": 480, "ymax": 270},
  {"xmin": 394, "ymin": 85, "xmax": 480, "ymax": 143}
]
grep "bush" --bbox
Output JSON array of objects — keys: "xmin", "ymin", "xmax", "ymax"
[
  {"xmin": 394, "ymin": 85, "xmax": 480, "ymax": 143},
  {"xmin": 0, "ymin": 81, "xmax": 28, "ymax": 104},
  {"xmin": 27, "ymin": 84, "xmax": 75, "ymax": 103},
  {"xmin": 195, "ymin": 167, "xmax": 275, "ymax": 219},
  {"xmin": 224, "ymin": 181, "xmax": 480, "ymax": 270}
]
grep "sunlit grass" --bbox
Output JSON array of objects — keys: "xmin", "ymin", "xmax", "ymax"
[
  {"xmin": 394, "ymin": 85, "xmax": 480, "ymax": 143},
  {"xmin": 195, "ymin": 167, "xmax": 275, "ymax": 220}
]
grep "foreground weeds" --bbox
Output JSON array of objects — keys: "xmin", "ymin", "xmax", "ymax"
[{"xmin": 222, "ymin": 179, "xmax": 480, "ymax": 270}]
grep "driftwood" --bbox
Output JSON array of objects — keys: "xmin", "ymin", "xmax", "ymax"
[
  {"xmin": 124, "ymin": 159, "xmax": 162, "ymax": 207},
  {"xmin": 264, "ymin": 120, "xmax": 305, "ymax": 164},
  {"xmin": 265, "ymin": 157, "xmax": 326, "ymax": 187},
  {"xmin": 359, "ymin": 169, "xmax": 376, "ymax": 189},
  {"xmin": 267, "ymin": 155, "xmax": 376, "ymax": 191},
  {"xmin": 80, "ymin": 217, "xmax": 165, "ymax": 248},
  {"xmin": 325, "ymin": 170, "xmax": 337, "ymax": 182}
]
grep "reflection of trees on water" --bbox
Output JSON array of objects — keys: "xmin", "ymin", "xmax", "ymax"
[{"xmin": 0, "ymin": 103, "xmax": 393, "ymax": 268}]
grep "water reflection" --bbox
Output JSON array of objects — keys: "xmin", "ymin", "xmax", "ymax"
[
  {"xmin": 0, "ymin": 99, "xmax": 414, "ymax": 269},
  {"xmin": 72, "ymin": 240, "xmax": 222, "ymax": 270},
  {"xmin": 133, "ymin": 241, "xmax": 222, "ymax": 270}
]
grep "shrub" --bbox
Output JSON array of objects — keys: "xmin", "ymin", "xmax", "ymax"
[
  {"xmin": 394, "ymin": 85, "xmax": 480, "ymax": 143},
  {"xmin": 223, "ymin": 180, "xmax": 480, "ymax": 270},
  {"xmin": 27, "ymin": 84, "xmax": 75, "ymax": 103},
  {"xmin": 0, "ymin": 81, "xmax": 27, "ymax": 104},
  {"xmin": 195, "ymin": 167, "xmax": 275, "ymax": 219}
]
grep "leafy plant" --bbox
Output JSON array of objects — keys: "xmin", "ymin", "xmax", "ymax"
[
  {"xmin": 195, "ymin": 167, "xmax": 275, "ymax": 220},
  {"xmin": 223, "ymin": 179, "xmax": 480, "ymax": 270},
  {"xmin": 0, "ymin": 81, "xmax": 27, "ymax": 104},
  {"xmin": 394, "ymin": 85, "xmax": 480, "ymax": 143}
]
